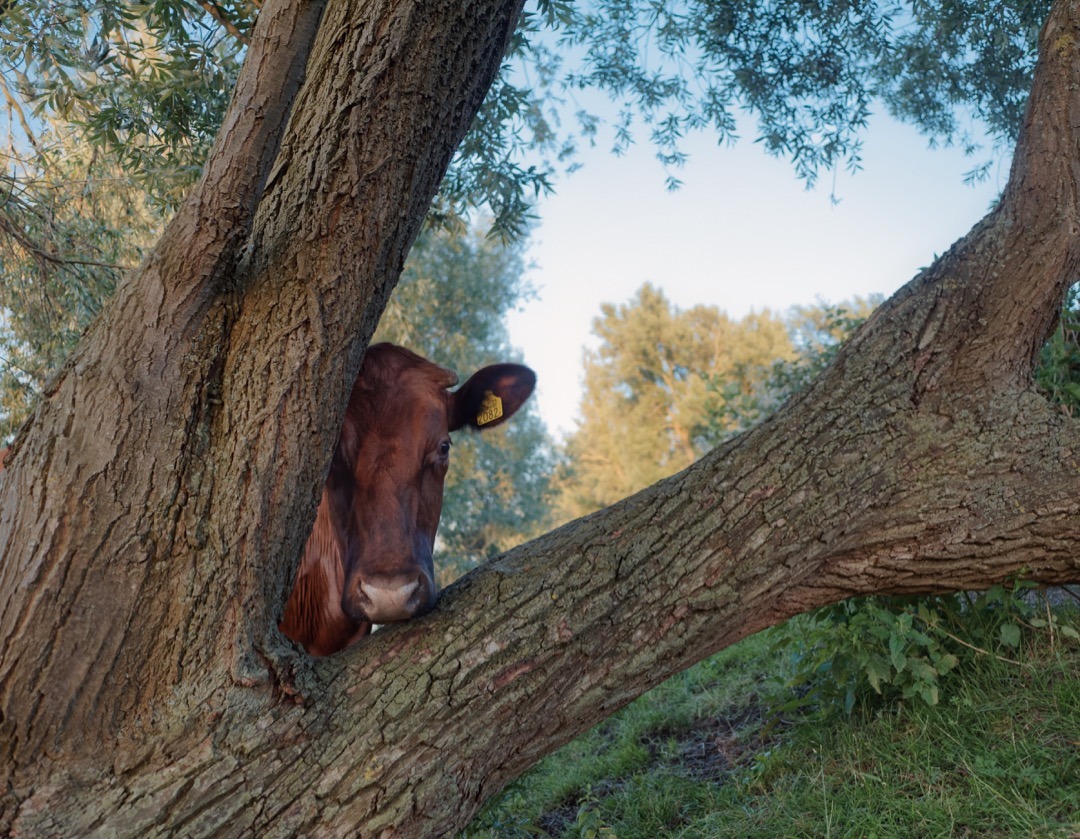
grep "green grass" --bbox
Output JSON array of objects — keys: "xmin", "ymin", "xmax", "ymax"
[{"xmin": 463, "ymin": 604, "xmax": 1080, "ymax": 839}]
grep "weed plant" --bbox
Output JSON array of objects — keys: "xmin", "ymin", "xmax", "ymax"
[{"xmin": 464, "ymin": 590, "xmax": 1080, "ymax": 839}]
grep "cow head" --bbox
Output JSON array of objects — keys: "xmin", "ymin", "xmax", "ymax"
[{"xmin": 281, "ymin": 343, "xmax": 536, "ymax": 655}]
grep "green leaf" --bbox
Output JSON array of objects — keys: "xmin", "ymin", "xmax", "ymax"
[
  {"xmin": 888, "ymin": 633, "xmax": 907, "ymax": 672},
  {"xmin": 865, "ymin": 658, "xmax": 890, "ymax": 694},
  {"xmin": 999, "ymin": 623, "xmax": 1022, "ymax": 649},
  {"xmin": 907, "ymin": 658, "xmax": 938, "ymax": 681}
]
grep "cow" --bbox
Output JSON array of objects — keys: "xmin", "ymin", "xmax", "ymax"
[{"xmin": 279, "ymin": 343, "xmax": 536, "ymax": 656}]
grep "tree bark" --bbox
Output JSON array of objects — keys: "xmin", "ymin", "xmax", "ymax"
[{"xmin": 1, "ymin": 0, "xmax": 1079, "ymax": 836}]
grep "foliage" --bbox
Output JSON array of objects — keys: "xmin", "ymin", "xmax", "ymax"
[
  {"xmin": 373, "ymin": 223, "xmax": 555, "ymax": 581},
  {"xmin": 1035, "ymin": 282, "xmax": 1080, "ymax": 415},
  {"xmin": 554, "ymin": 283, "xmax": 793, "ymax": 521},
  {"xmin": 553, "ymin": 291, "xmax": 881, "ymax": 522},
  {"xmin": 0, "ymin": 0, "xmax": 1062, "ymax": 444},
  {"xmin": 466, "ymin": 606, "xmax": 1080, "ymax": 838},
  {"xmin": 0, "ymin": 1, "xmax": 1053, "ymax": 229},
  {"xmin": 767, "ymin": 584, "xmax": 1080, "ymax": 718},
  {"xmin": 433, "ymin": 9, "xmax": 564, "ymax": 241},
  {"xmin": 551, "ymin": 1, "xmax": 1047, "ymax": 188},
  {"xmin": 705, "ymin": 297, "xmax": 880, "ymax": 438},
  {"xmin": 0, "ymin": 137, "xmax": 161, "ymax": 441},
  {"xmin": 875, "ymin": 0, "xmax": 1048, "ymax": 181},
  {"xmin": 0, "ymin": 0, "xmax": 245, "ymax": 438},
  {"xmin": 0, "ymin": 2, "xmax": 251, "ymax": 209}
]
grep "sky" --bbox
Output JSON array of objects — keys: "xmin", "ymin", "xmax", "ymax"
[{"xmin": 506, "ymin": 115, "xmax": 1006, "ymax": 439}]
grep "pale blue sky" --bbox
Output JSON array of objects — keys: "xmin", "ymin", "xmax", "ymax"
[{"xmin": 508, "ymin": 114, "xmax": 1006, "ymax": 438}]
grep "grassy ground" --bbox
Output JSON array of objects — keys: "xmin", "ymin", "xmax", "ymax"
[{"xmin": 463, "ymin": 603, "xmax": 1080, "ymax": 838}]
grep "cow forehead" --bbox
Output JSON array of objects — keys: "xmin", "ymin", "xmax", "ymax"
[
  {"xmin": 359, "ymin": 369, "xmax": 453, "ymax": 445},
  {"xmin": 382, "ymin": 391, "xmax": 450, "ymax": 444},
  {"xmin": 388, "ymin": 369, "xmax": 449, "ymax": 415},
  {"xmin": 361, "ymin": 343, "xmax": 458, "ymax": 388}
]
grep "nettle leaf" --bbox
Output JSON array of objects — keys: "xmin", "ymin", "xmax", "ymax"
[
  {"xmin": 865, "ymin": 657, "xmax": 890, "ymax": 694},
  {"xmin": 888, "ymin": 634, "xmax": 907, "ymax": 673},
  {"xmin": 907, "ymin": 658, "xmax": 938, "ymax": 681}
]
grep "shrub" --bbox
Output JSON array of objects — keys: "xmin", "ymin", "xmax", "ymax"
[{"xmin": 767, "ymin": 582, "xmax": 1080, "ymax": 718}]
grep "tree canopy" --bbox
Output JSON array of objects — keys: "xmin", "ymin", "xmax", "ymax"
[
  {"xmin": 0, "ymin": 0, "xmax": 1056, "ymax": 440},
  {"xmin": 555, "ymin": 283, "xmax": 793, "ymax": 519},
  {"xmin": 552, "ymin": 0, "xmax": 1047, "ymax": 185}
]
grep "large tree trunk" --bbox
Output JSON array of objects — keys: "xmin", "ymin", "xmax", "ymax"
[{"xmin": 1, "ymin": 0, "xmax": 1078, "ymax": 835}]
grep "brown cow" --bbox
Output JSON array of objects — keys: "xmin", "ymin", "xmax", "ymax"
[{"xmin": 279, "ymin": 343, "xmax": 536, "ymax": 656}]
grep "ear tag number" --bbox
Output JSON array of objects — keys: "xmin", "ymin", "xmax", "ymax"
[{"xmin": 477, "ymin": 391, "xmax": 504, "ymax": 426}]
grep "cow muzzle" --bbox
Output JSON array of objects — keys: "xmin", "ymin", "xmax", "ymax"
[{"xmin": 349, "ymin": 572, "xmax": 435, "ymax": 624}]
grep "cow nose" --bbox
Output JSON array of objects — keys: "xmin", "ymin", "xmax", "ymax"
[{"xmin": 358, "ymin": 576, "xmax": 425, "ymax": 623}]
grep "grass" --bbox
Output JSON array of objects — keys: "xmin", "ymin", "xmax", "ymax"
[{"xmin": 463, "ymin": 602, "xmax": 1080, "ymax": 839}]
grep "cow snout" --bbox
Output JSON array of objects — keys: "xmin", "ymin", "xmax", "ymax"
[{"xmin": 356, "ymin": 574, "xmax": 434, "ymax": 623}]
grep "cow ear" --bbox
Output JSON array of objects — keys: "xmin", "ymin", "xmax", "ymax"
[{"xmin": 449, "ymin": 363, "xmax": 536, "ymax": 432}]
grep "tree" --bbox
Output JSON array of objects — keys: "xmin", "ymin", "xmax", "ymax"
[
  {"xmin": 554, "ymin": 290, "xmax": 882, "ymax": 524},
  {"xmin": 703, "ymin": 296, "xmax": 884, "ymax": 437},
  {"xmin": 1, "ymin": 2, "xmax": 1079, "ymax": 838},
  {"xmin": 556, "ymin": 283, "xmax": 792, "ymax": 520}
]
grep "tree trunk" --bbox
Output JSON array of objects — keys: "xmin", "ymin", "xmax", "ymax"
[{"xmin": 1, "ymin": 0, "xmax": 1079, "ymax": 836}]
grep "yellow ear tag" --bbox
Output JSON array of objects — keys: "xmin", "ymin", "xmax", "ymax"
[{"xmin": 477, "ymin": 390, "xmax": 504, "ymax": 426}]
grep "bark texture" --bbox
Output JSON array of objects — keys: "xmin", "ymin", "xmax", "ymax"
[{"xmin": 1, "ymin": 0, "xmax": 1079, "ymax": 836}]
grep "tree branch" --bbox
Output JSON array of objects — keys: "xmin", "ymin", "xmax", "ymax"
[
  {"xmin": 0, "ymin": 0, "xmax": 330, "ymax": 764},
  {"xmin": 197, "ymin": 0, "xmax": 250, "ymax": 46},
  {"xmin": 889, "ymin": 0, "xmax": 1080, "ymax": 402}
]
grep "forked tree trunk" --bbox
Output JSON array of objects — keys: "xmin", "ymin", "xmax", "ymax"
[{"xmin": 1, "ymin": 0, "xmax": 1079, "ymax": 836}]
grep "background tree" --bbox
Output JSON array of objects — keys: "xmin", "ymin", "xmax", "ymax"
[
  {"xmin": 705, "ymin": 295, "xmax": 884, "ymax": 438},
  {"xmin": 555, "ymin": 283, "xmax": 792, "ymax": 519},
  {"xmin": 554, "ymin": 287, "xmax": 881, "ymax": 522},
  {"xmin": 0, "ymin": 134, "xmax": 161, "ymax": 440},
  {"xmin": 0, "ymin": 1, "xmax": 1077, "ymax": 837}
]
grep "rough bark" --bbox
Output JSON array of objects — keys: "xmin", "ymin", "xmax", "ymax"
[{"xmin": 1, "ymin": 0, "xmax": 1078, "ymax": 836}]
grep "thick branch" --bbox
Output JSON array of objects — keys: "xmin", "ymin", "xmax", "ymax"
[
  {"xmin": 9, "ymin": 354, "xmax": 1077, "ymax": 837},
  {"xmin": 0, "ymin": 0, "xmax": 329, "ymax": 764},
  {"xmin": 895, "ymin": 0, "xmax": 1080, "ymax": 401}
]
